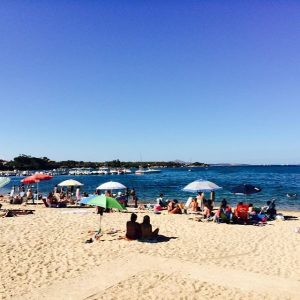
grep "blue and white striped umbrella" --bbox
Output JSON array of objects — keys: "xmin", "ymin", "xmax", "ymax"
[{"xmin": 0, "ymin": 177, "xmax": 11, "ymax": 189}]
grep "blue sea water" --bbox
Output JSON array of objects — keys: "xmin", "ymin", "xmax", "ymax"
[{"xmin": 2, "ymin": 166, "xmax": 300, "ymax": 210}]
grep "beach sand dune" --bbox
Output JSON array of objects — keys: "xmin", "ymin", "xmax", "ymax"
[{"xmin": 0, "ymin": 205, "xmax": 300, "ymax": 299}]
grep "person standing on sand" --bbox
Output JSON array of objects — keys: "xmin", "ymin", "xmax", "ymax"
[
  {"xmin": 130, "ymin": 188, "xmax": 138, "ymax": 208},
  {"xmin": 125, "ymin": 188, "xmax": 130, "ymax": 205},
  {"xmin": 196, "ymin": 192, "xmax": 205, "ymax": 211}
]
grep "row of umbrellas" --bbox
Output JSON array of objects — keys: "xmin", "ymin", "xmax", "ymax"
[
  {"xmin": 19, "ymin": 174, "xmax": 127, "ymax": 233},
  {"xmin": 1, "ymin": 173, "xmax": 262, "ymax": 197},
  {"xmin": 21, "ymin": 175, "xmax": 127, "ymax": 190}
]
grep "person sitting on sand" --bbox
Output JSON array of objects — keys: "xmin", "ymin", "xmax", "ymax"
[
  {"xmin": 167, "ymin": 200, "xmax": 175, "ymax": 212},
  {"xmin": 126, "ymin": 213, "xmax": 141, "ymax": 240},
  {"xmin": 46, "ymin": 192, "xmax": 58, "ymax": 207},
  {"xmin": 260, "ymin": 200, "xmax": 277, "ymax": 220},
  {"xmin": 157, "ymin": 193, "xmax": 167, "ymax": 208},
  {"xmin": 248, "ymin": 203, "xmax": 260, "ymax": 217},
  {"xmin": 59, "ymin": 191, "xmax": 66, "ymax": 200},
  {"xmin": 26, "ymin": 189, "xmax": 33, "ymax": 200},
  {"xmin": 169, "ymin": 203, "xmax": 182, "ymax": 214},
  {"xmin": 140, "ymin": 215, "xmax": 159, "ymax": 240},
  {"xmin": 190, "ymin": 198, "xmax": 198, "ymax": 212},
  {"xmin": 203, "ymin": 199, "xmax": 213, "ymax": 219},
  {"xmin": 11, "ymin": 195, "xmax": 22, "ymax": 204},
  {"xmin": 214, "ymin": 199, "xmax": 232, "ymax": 223},
  {"xmin": 234, "ymin": 202, "xmax": 249, "ymax": 223}
]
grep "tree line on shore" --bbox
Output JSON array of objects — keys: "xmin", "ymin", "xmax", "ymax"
[{"xmin": 0, "ymin": 155, "xmax": 208, "ymax": 171}]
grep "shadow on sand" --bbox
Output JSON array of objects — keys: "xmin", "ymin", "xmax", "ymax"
[
  {"xmin": 283, "ymin": 215, "xmax": 299, "ymax": 221},
  {"xmin": 138, "ymin": 235, "xmax": 178, "ymax": 243}
]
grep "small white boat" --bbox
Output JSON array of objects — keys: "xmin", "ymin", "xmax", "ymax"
[
  {"xmin": 123, "ymin": 168, "xmax": 132, "ymax": 174},
  {"xmin": 135, "ymin": 168, "xmax": 161, "ymax": 175},
  {"xmin": 98, "ymin": 167, "xmax": 110, "ymax": 175},
  {"xmin": 110, "ymin": 169, "xmax": 118, "ymax": 175}
]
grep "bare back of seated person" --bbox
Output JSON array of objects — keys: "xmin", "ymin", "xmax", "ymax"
[
  {"xmin": 126, "ymin": 221, "xmax": 141, "ymax": 240},
  {"xmin": 140, "ymin": 217, "xmax": 159, "ymax": 240}
]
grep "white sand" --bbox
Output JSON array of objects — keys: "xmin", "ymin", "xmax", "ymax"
[{"xmin": 1, "ymin": 204, "xmax": 300, "ymax": 299}]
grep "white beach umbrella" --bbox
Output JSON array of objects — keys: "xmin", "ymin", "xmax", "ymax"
[
  {"xmin": 58, "ymin": 179, "xmax": 83, "ymax": 187},
  {"xmin": 182, "ymin": 180, "xmax": 222, "ymax": 193},
  {"xmin": 0, "ymin": 177, "xmax": 10, "ymax": 189},
  {"xmin": 96, "ymin": 181, "xmax": 126, "ymax": 190}
]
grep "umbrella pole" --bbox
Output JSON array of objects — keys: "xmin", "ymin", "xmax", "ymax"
[
  {"xmin": 98, "ymin": 214, "xmax": 102, "ymax": 234},
  {"xmin": 35, "ymin": 181, "xmax": 39, "ymax": 205}
]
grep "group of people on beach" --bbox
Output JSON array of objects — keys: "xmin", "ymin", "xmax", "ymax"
[
  {"xmin": 151, "ymin": 192, "xmax": 214, "ymax": 216},
  {"xmin": 9, "ymin": 185, "xmax": 41, "ymax": 204},
  {"xmin": 6, "ymin": 182, "xmax": 278, "ymax": 225},
  {"xmin": 191, "ymin": 196, "xmax": 278, "ymax": 223},
  {"xmin": 149, "ymin": 192, "xmax": 278, "ymax": 224}
]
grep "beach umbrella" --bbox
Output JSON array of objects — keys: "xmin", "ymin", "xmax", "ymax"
[
  {"xmin": 21, "ymin": 173, "xmax": 53, "ymax": 203},
  {"xmin": 0, "ymin": 177, "xmax": 11, "ymax": 189},
  {"xmin": 231, "ymin": 184, "xmax": 261, "ymax": 195},
  {"xmin": 86, "ymin": 194, "xmax": 126, "ymax": 233},
  {"xmin": 58, "ymin": 179, "xmax": 83, "ymax": 187},
  {"xmin": 182, "ymin": 180, "xmax": 222, "ymax": 193},
  {"xmin": 21, "ymin": 173, "xmax": 53, "ymax": 184},
  {"xmin": 96, "ymin": 181, "xmax": 126, "ymax": 190},
  {"xmin": 231, "ymin": 184, "xmax": 262, "ymax": 204},
  {"xmin": 58, "ymin": 179, "xmax": 83, "ymax": 204}
]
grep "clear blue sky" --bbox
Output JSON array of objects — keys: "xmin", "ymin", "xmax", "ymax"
[{"xmin": 0, "ymin": 1, "xmax": 299, "ymax": 164}]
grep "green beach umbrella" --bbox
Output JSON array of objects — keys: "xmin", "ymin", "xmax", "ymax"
[{"xmin": 87, "ymin": 194, "xmax": 126, "ymax": 233}]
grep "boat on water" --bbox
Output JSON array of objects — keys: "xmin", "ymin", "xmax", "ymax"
[
  {"xmin": 110, "ymin": 169, "xmax": 118, "ymax": 175},
  {"xmin": 135, "ymin": 167, "xmax": 161, "ymax": 175},
  {"xmin": 117, "ymin": 168, "xmax": 132, "ymax": 175}
]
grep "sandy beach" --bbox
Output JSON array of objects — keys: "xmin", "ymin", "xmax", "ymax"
[{"xmin": 1, "ymin": 203, "xmax": 300, "ymax": 300}]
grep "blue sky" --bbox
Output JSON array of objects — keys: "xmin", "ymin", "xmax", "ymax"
[{"xmin": 0, "ymin": 1, "xmax": 299, "ymax": 164}]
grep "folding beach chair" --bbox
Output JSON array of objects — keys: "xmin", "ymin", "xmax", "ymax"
[{"xmin": 260, "ymin": 199, "xmax": 276, "ymax": 220}]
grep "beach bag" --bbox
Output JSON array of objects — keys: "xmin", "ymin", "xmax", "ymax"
[
  {"xmin": 154, "ymin": 204, "xmax": 162, "ymax": 211},
  {"xmin": 257, "ymin": 213, "xmax": 267, "ymax": 222}
]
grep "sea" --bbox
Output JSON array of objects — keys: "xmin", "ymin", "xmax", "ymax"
[{"xmin": 2, "ymin": 166, "xmax": 300, "ymax": 210}]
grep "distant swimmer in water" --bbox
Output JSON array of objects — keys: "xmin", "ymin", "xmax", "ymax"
[{"xmin": 286, "ymin": 193, "xmax": 297, "ymax": 198}]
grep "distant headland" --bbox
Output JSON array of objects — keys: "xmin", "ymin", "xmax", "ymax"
[{"xmin": 0, "ymin": 155, "xmax": 209, "ymax": 171}]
